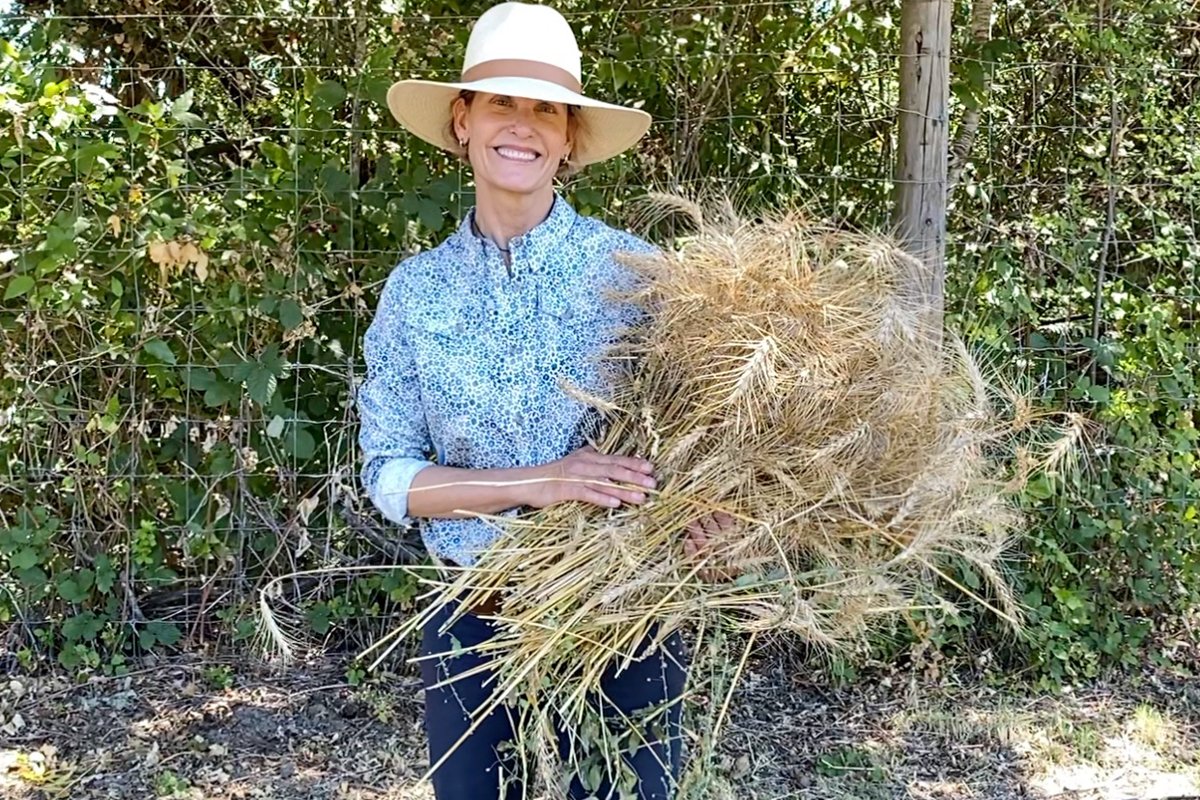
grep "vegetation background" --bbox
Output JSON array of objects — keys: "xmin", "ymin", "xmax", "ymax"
[{"xmin": 0, "ymin": 0, "xmax": 1197, "ymax": 695}]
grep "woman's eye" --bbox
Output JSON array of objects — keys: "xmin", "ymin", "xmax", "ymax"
[
  {"xmin": 493, "ymin": 96, "xmax": 513, "ymax": 106},
  {"xmin": 537, "ymin": 104, "xmax": 557, "ymax": 114}
]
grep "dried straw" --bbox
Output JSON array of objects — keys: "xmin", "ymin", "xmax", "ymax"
[{"xmin": 347, "ymin": 196, "xmax": 1083, "ymax": 788}]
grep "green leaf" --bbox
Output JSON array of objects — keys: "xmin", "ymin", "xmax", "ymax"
[
  {"xmin": 4, "ymin": 274, "xmax": 34, "ymax": 300},
  {"xmin": 961, "ymin": 566, "xmax": 981, "ymax": 590},
  {"xmin": 174, "ymin": 110, "xmax": 204, "ymax": 127},
  {"xmin": 418, "ymin": 199, "xmax": 444, "ymax": 232},
  {"xmin": 259, "ymin": 344, "xmax": 286, "ymax": 375},
  {"xmin": 63, "ymin": 613, "xmax": 104, "ymax": 642},
  {"xmin": 259, "ymin": 141, "xmax": 292, "ymax": 170},
  {"xmin": 95, "ymin": 554, "xmax": 116, "ymax": 593},
  {"xmin": 319, "ymin": 165, "xmax": 351, "ymax": 195},
  {"xmin": 11, "ymin": 547, "xmax": 39, "ymax": 570},
  {"xmin": 246, "ymin": 365, "xmax": 278, "ymax": 406},
  {"xmin": 314, "ymin": 80, "xmax": 347, "ymax": 108},
  {"xmin": 278, "ymin": 298, "xmax": 303, "ymax": 330},
  {"xmin": 285, "ymin": 427, "xmax": 316, "ymax": 460},
  {"xmin": 363, "ymin": 75, "xmax": 393, "ymax": 108},
  {"xmin": 143, "ymin": 338, "xmax": 177, "ymax": 365},
  {"xmin": 1025, "ymin": 475, "xmax": 1054, "ymax": 500},
  {"xmin": 173, "ymin": 88, "xmax": 194, "ymax": 114},
  {"xmin": 266, "ymin": 415, "xmax": 286, "ymax": 438},
  {"xmin": 308, "ymin": 603, "xmax": 332, "ymax": 635},
  {"xmin": 427, "ymin": 178, "xmax": 453, "ymax": 203},
  {"xmin": 58, "ymin": 569, "xmax": 95, "ymax": 603},
  {"xmin": 203, "ymin": 381, "xmax": 237, "ymax": 408},
  {"xmin": 186, "ymin": 367, "xmax": 216, "ymax": 392},
  {"xmin": 145, "ymin": 621, "xmax": 181, "ymax": 647},
  {"xmin": 17, "ymin": 567, "xmax": 47, "ymax": 587}
]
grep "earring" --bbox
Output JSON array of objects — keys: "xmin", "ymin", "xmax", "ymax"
[{"xmin": 458, "ymin": 137, "xmax": 468, "ymax": 149}]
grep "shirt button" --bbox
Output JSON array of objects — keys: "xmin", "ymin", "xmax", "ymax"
[{"xmin": 562, "ymin": 307, "xmax": 574, "ymax": 320}]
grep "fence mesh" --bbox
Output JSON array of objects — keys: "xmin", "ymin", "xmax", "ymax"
[{"xmin": 1, "ymin": 2, "xmax": 1197, "ymax": 669}]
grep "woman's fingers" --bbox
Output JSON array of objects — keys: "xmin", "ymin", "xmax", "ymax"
[
  {"xmin": 601, "ymin": 464, "xmax": 657, "ymax": 490},
  {"xmin": 577, "ymin": 487, "xmax": 621, "ymax": 508},
  {"xmin": 573, "ymin": 459, "xmax": 654, "ymax": 487},
  {"xmin": 569, "ymin": 456, "xmax": 656, "ymax": 493},
  {"xmin": 580, "ymin": 449, "xmax": 655, "ymax": 476},
  {"xmin": 566, "ymin": 476, "xmax": 647, "ymax": 506},
  {"xmin": 549, "ymin": 447, "xmax": 657, "ymax": 509}
]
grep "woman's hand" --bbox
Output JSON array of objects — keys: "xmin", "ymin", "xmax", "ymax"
[
  {"xmin": 684, "ymin": 512, "xmax": 739, "ymax": 581},
  {"xmin": 524, "ymin": 446, "xmax": 657, "ymax": 510}
]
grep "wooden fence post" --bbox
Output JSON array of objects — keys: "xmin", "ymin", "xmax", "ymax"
[{"xmin": 895, "ymin": 0, "xmax": 952, "ymax": 340}]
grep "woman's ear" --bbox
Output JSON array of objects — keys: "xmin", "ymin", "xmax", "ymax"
[
  {"xmin": 451, "ymin": 96, "xmax": 469, "ymax": 145},
  {"xmin": 564, "ymin": 110, "xmax": 581, "ymax": 160}
]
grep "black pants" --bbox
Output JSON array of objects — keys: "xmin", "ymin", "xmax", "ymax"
[{"xmin": 420, "ymin": 602, "xmax": 687, "ymax": 799}]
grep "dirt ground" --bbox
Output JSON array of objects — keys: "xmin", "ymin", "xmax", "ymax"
[{"xmin": 2, "ymin": 650, "xmax": 1198, "ymax": 800}]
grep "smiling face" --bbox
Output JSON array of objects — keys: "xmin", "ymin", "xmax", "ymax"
[{"xmin": 452, "ymin": 92, "xmax": 574, "ymax": 199}]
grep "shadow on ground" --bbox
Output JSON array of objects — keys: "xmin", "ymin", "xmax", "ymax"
[
  {"xmin": 2, "ymin": 651, "xmax": 1198, "ymax": 799},
  {"xmin": 1, "ymin": 653, "xmax": 432, "ymax": 800},
  {"xmin": 709, "ymin": 662, "xmax": 1200, "ymax": 800}
]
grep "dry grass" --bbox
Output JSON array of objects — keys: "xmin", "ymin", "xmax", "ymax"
[
  {"xmin": 6, "ymin": 653, "xmax": 1198, "ymax": 800},
  {"xmin": 267, "ymin": 196, "xmax": 1084, "ymax": 790}
]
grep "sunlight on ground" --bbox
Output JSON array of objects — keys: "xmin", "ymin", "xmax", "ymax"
[
  {"xmin": 892, "ymin": 696, "xmax": 1200, "ymax": 800},
  {"xmin": 1028, "ymin": 704, "xmax": 1199, "ymax": 800},
  {"xmin": 0, "ymin": 746, "xmax": 74, "ymax": 799},
  {"xmin": 1031, "ymin": 764, "xmax": 1200, "ymax": 800}
]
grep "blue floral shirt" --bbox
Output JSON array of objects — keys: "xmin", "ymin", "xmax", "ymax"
[{"xmin": 357, "ymin": 194, "xmax": 655, "ymax": 565}]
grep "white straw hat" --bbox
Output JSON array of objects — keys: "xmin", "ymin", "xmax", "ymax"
[{"xmin": 386, "ymin": 2, "xmax": 651, "ymax": 167}]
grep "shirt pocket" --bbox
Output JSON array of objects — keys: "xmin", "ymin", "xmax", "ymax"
[
  {"xmin": 534, "ymin": 291, "xmax": 622, "ymax": 396},
  {"xmin": 405, "ymin": 313, "xmax": 496, "ymax": 415},
  {"xmin": 536, "ymin": 291, "xmax": 615, "ymax": 339}
]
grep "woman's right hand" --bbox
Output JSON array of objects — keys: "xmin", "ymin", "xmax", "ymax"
[{"xmin": 524, "ymin": 446, "xmax": 657, "ymax": 510}]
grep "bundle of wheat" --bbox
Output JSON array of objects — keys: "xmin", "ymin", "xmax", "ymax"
[{"xmin": 328, "ymin": 197, "xmax": 1081, "ymax": 788}]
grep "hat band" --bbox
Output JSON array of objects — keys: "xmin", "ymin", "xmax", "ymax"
[{"xmin": 460, "ymin": 59, "xmax": 582, "ymax": 94}]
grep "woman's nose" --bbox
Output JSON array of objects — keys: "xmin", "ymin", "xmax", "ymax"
[{"xmin": 509, "ymin": 107, "xmax": 536, "ymax": 134}]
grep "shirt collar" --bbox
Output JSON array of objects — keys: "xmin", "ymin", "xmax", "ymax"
[{"xmin": 456, "ymin": 194, "xmax": 577, "ymax": 274}]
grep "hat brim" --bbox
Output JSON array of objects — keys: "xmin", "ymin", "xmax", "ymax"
[{"xmin": 386, "ymin": 77, "xmax": 651, "ymax": 167}]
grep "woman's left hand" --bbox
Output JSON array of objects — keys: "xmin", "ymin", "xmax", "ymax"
[{"xmin": 683, "ymin": 511, "xmax": 738, "ymax": 580}]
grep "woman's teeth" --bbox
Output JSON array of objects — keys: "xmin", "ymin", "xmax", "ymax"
[{"xmin": 496, "ymin": 147, "xmax": 538, "ymax": 162}]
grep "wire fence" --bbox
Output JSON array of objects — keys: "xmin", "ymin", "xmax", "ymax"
[{"xmin": 1, "ymin": 2, "xmax": 1197, "ymax": 658}]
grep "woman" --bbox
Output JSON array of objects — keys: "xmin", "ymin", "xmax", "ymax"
[{"xmin": 358, "ymin": 4, "xmax": 700, "ymax": 798}]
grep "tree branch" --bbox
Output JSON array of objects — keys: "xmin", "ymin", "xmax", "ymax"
[
  {"xmin": 948, "ymin": 0, "xmax": 995, "ymax": 189},
  {"xmin": 1091, "ymin": 3, "xmax": 1126, "ymax": 382}
]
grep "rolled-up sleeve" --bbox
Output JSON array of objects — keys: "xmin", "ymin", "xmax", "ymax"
[{"xmin": 357, "ymin": 267, "xmax": 434, "ymax": 524}]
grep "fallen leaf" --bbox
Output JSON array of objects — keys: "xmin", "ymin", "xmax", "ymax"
[
  {"xmin": 107, "ymin": 214, "xmax": 121, "ymax": 236},
  {"xmin": 148, "ymin": 240, "xmax": 169, "ymax": 265},
  {"xmin": 295, "ymin": 528, "xmax": 311, "ymax": 560},
  {"xmin": 194, "ymin": 249, "xmax": 209, "ymax": 283},
  {"xmin": 297, "ymin": 495, "xmax": 319, "ymax": 526},
  {"xmin": 212, "ymin": 493, "xmax": 230, "ymax": 524}
]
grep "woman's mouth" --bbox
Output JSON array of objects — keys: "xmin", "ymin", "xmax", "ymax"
[{"xmin": 494, "ymin": 146, "xmax": 540, "ymax": 163}]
